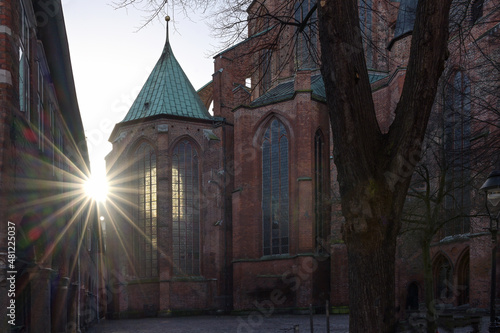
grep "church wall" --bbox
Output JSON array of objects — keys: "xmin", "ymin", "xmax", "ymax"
[
  {"xmin": 125, "ymin": 282, "xmax": 160, "ymax": 315},
  {"xmin": 392, "ymin": 2, "xmax": 500, "ymax": 317},
  {"xmin": 230, "ymin": 80, "xmax": 332, "ymax": 310},
  {"xmin": 469, "ymin": 233, "xmax": 494, "ymax": 309},
  {"xmin": 105, "ymin": 0, "xmax": 500, "ymax": 320},
  {"xmin": 107, "ymin": 116, "xmax": 228, "ymax": 315}
]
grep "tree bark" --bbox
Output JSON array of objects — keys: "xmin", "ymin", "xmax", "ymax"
[
  {"xmin": 345, "ymin": 213, "xmax": 400, "ymax": 332},
  {"xmin": 318, "ymin": 0, "xmax": 452, "ymax": 331}
]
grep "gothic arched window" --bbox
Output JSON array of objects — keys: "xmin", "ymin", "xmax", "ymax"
[
  {"xmin": 294, "ymin": 0, "xmax": 318, "ymax": 70},
  {"xmin": 471, "ymin": 0, "xmax": 484, "ymax": 24},
  {"xmin": 172, "ymin": 140, "xmax": 200, "ymax": 275},
  {"xmin": 359, "ymin": 0, "xmax": 373, "ymax": 68},
  {"xmin": 314, "ymin": 130, "xmax": 326, "ymax": 252},
  {"xmin": 457, "ymin": 251, "xmax": 470, "ymax": 305},
  {"xmin": 133, "ymin": 143, "xmax": 158, "ymax": 278},
  {"xmin": 444, "ymin": 71, "xmax": 471, "ymax": 236},
  {"xmin": 262, "ymin": 119, "xmax": 289, "ymax": 255}
]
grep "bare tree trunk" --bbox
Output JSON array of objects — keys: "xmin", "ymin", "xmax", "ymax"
[
  {"xmin": 318, "ymin": 0, "xmax": 452, "ymax": 331},
  {"xmin": 345, "ymin": 214, "xmax": 399, "ymax": 332}
]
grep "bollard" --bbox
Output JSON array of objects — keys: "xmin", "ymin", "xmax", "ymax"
[
  {"xmin": 309, "ymin": 304, "xmax": 314, "ymax": 333},
  {"xmin": 326, "ymin": 300, "xmax": 330, "ymax": 333}
]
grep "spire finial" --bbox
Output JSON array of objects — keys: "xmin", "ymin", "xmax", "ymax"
[{"xmin": 165, "ymin": 15, "xmax": 170, "ymax": 42}]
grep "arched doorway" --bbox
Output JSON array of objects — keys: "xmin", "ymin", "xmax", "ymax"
[{"xmin": 406, "ymin": 282, "xmax": 419, "ymax": 311}]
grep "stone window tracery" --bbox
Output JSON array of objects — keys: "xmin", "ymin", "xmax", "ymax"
[
  {"xmin": 314, "ymin": 130, "xmax": 326, "ymax": 252},
  {"xmin": 172, "ymin": 140, "xmax": 200, "ymax": 275},
  {"xmin": 133, "ymin": 142, "xmax": 158, "ymax": 278},
  {"xmin": 262, "ymin": 119, "xmax": 289, "ymax": 255}
]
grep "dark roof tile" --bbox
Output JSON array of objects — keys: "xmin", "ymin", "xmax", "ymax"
[{"xmin": 248, "ymin": 72, "xmax": 387, "ymax": 107}]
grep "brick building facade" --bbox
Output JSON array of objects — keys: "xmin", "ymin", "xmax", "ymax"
[
  {"xmin": 390, "ymin": 0, "xmax": 500, "ymax": 316},
  {"xmin": 106, "ymin": 0, "xmax": 499, "ymax": 319},
  {"xmin": 0, "ymin": 1, "xmax": 103, "ymax": 332}
]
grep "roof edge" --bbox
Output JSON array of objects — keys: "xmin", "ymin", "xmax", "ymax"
[{"xmin": 109, "ymin": 113, "xmax": 216, "ymax": 143}]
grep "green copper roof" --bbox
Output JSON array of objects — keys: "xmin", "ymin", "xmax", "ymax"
[{"xmin": 120, "ymin": 38, "xmax": 212, "ymax": 123}]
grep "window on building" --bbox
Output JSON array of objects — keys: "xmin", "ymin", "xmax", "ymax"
[
  {"xmin": 19, "ymin": 1, "xmax": 31, "ymax": 116},
  {"xmin": 57, "ymin": 128, "xmax": 63, "ymax": 171},
  {"xmin": 37, "ymin": 61, "xmax": 44, "ymax": 150},
  {"xmin": 261, "ymin": 49, "xmax": 272, "ymax": 93},
  {"xmin": 444, "ymin": 71, "xmax": 471, "ymax": 236},
  {"xmin": 262, "ymin": 119, "xmax": 289, "ymax": 255},
  {"xmin": 314, "ymin": 130, "xmax": 326, "ymax": 252},
  {"xmin": 49, "ymin": 103, "xmax": 55, "ymax": 174},
  {"xmin": 457, "ymin": 251, "xmax": 469, "ymax": 305},
  {"xmin": 471, "ymin": 0, "xmax": 484, "ymax": 24},
  {"xmin": 294, "ymin": 0, "xmax": 318, "ymax": 70},
  {"xmin": 254, "ymin": 5, "xmax": 271, "ymax": 34},
  {"xmin": 434, "ymin": 255, "xmax": 453, "ymax": 300},
  {"xmin": 133, "ymin": 143, "xmax": 158, "ymax": 278},
  {"xmin": 405, "ymin": 282, "xmax": 419, "ymax": 311},
  {"xmin": 359, "ymin": 0, "xmax": 373, "ymax": 68},
  {"xmin": 172, "ymin": 140, "xmax": 200, "ymax": 276}
]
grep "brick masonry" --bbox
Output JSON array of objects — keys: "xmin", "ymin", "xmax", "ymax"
[
  {"xmin": 0, "ymin": 1, "xmax": 102, "ymax": 332},
  {"xmin": 106, "ymin": 0, "xmax": 500, "ymax": 320}
]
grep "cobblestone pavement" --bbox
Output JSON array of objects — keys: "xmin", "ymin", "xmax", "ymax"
[
  {"xmin": 86, "ymin": 314, "xmax": 493, "ymax": 333},
  {"xmin": 87, "ymin": 314, "xmax": 349, "ymax": 333}
]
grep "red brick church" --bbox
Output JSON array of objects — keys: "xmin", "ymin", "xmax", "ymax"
[{"xmin": 105, "ymin": 0, "xmax": 499, "ymax": 319}]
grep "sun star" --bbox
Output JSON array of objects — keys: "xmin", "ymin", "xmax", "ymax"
[{"xmin": 84, "ymin": 173, "xmax": 109, "ymax": 203}]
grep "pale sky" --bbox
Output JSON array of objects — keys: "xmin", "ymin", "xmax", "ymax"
[{"xmin": 62, "ymin": 0, "xmax": 216, "ymax": 181}]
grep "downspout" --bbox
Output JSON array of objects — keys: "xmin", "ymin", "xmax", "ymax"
[{"xmin": 222, "ymin": 120, "xmax": 228, "ymax": 312}]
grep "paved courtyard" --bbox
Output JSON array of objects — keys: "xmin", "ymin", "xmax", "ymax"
[
  {"xmin": 87, "ymin": 314, "xmax": 349, "ymax": 333},
  {"xmin": 86, "ymin": 314, "xmax": 493, "ymax": 333}
]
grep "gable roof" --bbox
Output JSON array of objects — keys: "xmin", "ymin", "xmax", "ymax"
[{"xmin": 120, "ymin": 37, "xmax": 212, "ymax": 123}]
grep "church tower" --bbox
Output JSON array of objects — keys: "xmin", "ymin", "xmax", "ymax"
[{"xmin": 106, "ymin": 17, "xmax": 231, "ymax": 316}]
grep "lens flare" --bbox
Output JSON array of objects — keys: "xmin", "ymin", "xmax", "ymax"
[{"xmin": 84, "ymin": 174, "xmax": 109, "ymax": 202}]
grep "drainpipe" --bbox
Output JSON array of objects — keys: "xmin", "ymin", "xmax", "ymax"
[{"xmin": 222, "ymin": 120, "xmax": 228, "ymax": 312}]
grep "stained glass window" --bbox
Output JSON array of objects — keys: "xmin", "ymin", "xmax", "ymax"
[
  {"xmin": 134, "ymin": 143, "xmax": 158, "ymax": 278},
  {"xmin": 262, "ymin": 119, "xmax": 289, "ymax": 255},
  {"xmin": 172, "ymin": 140, "xmax": 200, "ymax": 275}
]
